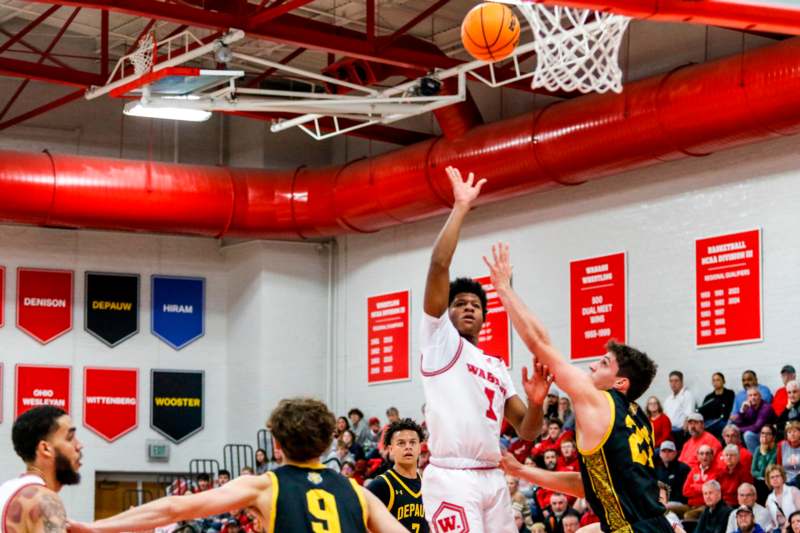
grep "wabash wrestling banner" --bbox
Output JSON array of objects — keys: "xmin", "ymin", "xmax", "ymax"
[
  {"xmin": 17, "ymin": 268, "xmax": 73, "ymax": 344},
  {"xmin": 151, "ymin": 275, "xmax": 205, "ymax": 350},
  {"xmin": 151, "ymin": 370, "xmax": 204, "ymax": 443},
  {"xmin": 84, "ymin": 368, "xmax": 138, "ymax": 442},
  {"xmin": 15, "ymin": 365, "xmax": 71, "ymax": 418},
  {"xmin": 85, "ymin": 272, "xmax": 140, "ymax": 347}
]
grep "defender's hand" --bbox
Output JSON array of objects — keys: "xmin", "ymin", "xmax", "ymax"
[
  {"xmin": 483, "ymin": 242, "xmax": 512, "ymax": 291},
  {"xmin": 523, "ymin": 361, "xmax": 553, "ymax": 406},
  {"xmin": 445, "ymin": 166, "xmax": 486, "ymax": 208},
  {"xmin": 500, "ymin": 450, "xmax": 524, "ymax": 476}
]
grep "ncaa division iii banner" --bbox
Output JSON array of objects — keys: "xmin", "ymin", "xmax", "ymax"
[
  {"xmin": 85, "ymin": 272, "xmax": 140, "ymax": 347},
  {"xmin": 151, "ymin": 370, "xmax": 204, "ymax": 444}
]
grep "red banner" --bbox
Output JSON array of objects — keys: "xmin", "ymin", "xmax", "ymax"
[
  {"xmin": 696, "ymin": 229, "xmax": 762, "ymax": 347},
  {"xmin": 475, "ymin": 275, "xmax": 511, "ymax": 367},
  {"xmin": 570, "ymin": 252, "xmax": 627, "ymax": 360},
  {"xmin": 84, "ymin": 368, "xmax": 138, "ymax": 442},
  {"xmin": 0, "ymin": 266, "xmax": 5, "ymax": 328},
  {"xmin": 15, "ymin": 365, "xmax": 71, "ymax": 418},
  {"xmin": 367, "ymin": 291, "xmax": 410, "ymax": 384},
  {"xmin": 17, "ymin": 268, "xmax": 73, "ymax": 344}
]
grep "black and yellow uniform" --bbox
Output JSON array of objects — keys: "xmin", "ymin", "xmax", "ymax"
[
  {"xmin": 266, "ymin": 463, "xmax": 368, "ymax": 533},
  {"xmin": 577, "ymin": 389, "xmax": 671, "ymax": 533},
  {"xmin": 366, "ymin": 469, "xmax": 428, "ymax": 533}
]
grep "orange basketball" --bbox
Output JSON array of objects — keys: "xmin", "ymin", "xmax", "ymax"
[{"xmin": 461, "ymin": 2, "xmax": 521, "ymax": 62}]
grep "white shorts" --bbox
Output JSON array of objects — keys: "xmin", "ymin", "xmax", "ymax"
[{"xmin": 422, "ymin": 464, "xmax": 516, "ymax": 533}]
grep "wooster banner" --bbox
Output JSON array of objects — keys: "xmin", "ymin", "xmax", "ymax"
[
  {"xmin": 151, "ymin": 370, "xmax": 204, "ymax": 443},
  {"xmin": 84, "ymin": 367, "xmax": 138, "ymax": 442},
  {"xmin": 151, "ymin": 276, "xmax": 205, "ymax": 350},
  {"xmin": 85, "ymin": 272, "xmax": 140, "ymax": 347},
  {"xmin": 17, "ymin": 268, "xmax": 73, "ymax": 344}
]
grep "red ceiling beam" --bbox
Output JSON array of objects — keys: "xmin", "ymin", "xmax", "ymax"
[
  {"xmin": 0, "ymin": 57, "xmax": 103, "ymax": 87},
  {"xmin": 250, "ymin": 0, "xmax": 317, "ymax": 28},
  {"xmin": 100, "ymin": 10, "xmax": 109, "ymax": 77},
  {"xmin": 366, "ymin": 0, "xmax": 376, "ymax": 43},
  {"xmin": 0, "ymin": 28, "xmax": 72, "ymax": 70},
  {"xmin": 0, "ymin": 5, "xmax": 61, "ymax": 55}
]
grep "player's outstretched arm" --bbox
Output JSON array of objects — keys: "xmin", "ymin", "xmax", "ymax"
[
  {"xmin": 362, "ymin": 487, "xmax": 413, "ymax": 533},
  {"xmin": 505, "ymin": 361, "xmax": 552, "ymax": 440},
  {"xmin": 423, "ymin": 166, "xmax": 486, "ymax": 317},
  {"xmin": 500, "ymin": 452, "xmax": 585, "ymax": 498},
  {"xmin": 69, "ymin": 475, "xmax": 269, "ymax": 533}
]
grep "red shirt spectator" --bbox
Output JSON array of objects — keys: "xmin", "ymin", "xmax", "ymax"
[
  {"xmin": 557, "ymin": 440, "xmax": 579, "ymax": 473},
  {"xmin": 509, "ymin": 439, "xmax": 533, "ymax": 462},
  {"xmin": 683, "ymin": 444, "xmax": 721, "ymax": 506},
  {"xmin": 716, "ymin": 444, "xmax": 754, "ymax": 505},
  {"xmin": 646, "ymin": 396, "xmax": 672, "ymax": 448},
  {"xmin": 680, "ymin": 414, "xmax": 723, "ymax": 468},
  {"xmin": 536, "ymin": 450, "xmax": 561, "ymax": 510},
  {"xmin": 773, "ymin": 366, "xmax": 797, "ymax": 417},
  {"xmin": 531, "ymin": 419, "xmax": 574, "ymax": 458}
]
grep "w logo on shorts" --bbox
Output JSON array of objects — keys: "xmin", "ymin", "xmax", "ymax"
[{"xmin": 432, "ymin": 502, "xmax": 469, "ymax": 533}]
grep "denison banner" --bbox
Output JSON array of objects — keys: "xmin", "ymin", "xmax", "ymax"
[
  {"xmin": 367, "ymin": 291, "xmax": 410, "ymax": 384},
  {"xmin": 85, "ymin": 272, "xmax": 140, "ymax": 347},
  {"xmin": 151, "ymin": 275, "xmax": 205, "ymax": 350},
  {"xmin": 16, "ymin": 365, "xmax": 71, "ymax": 418},
  {"xmin": 475, "ymin": 275, "xmax": 511, "ymax": 367},
  {"xmin": 696, "ymin": 229, "xmax": 762, "ymax": 347},
  {"xmin": 84, "ymin": 368, "xmax": 138, "ymax": 442},
  {"xmin": 570, "ymin": 252, "xmax": 627, "ymax": 360},
  {"xmin": 17, "ymin": 268, "xmax": 73, "ymax": 344},
  {"xmin": 151, "ymin": 370, "xmax": 204, "ymax": 443}
]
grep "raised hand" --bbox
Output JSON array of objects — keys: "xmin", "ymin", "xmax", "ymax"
[
  {"xmin": 445, "ymin": 166, "xmax": 486, "ymax": 208},
  {"xmin": 482, "ymin": 242, "xmax": 512, "ymax": 291},
  {"xmin": 522, "ymin": 361, "xmax": 553, "ymax": 406}
]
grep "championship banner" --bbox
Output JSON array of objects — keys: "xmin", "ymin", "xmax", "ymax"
[
  {"xmin": 367, "ymin": 291, "xmax": 410, "ymax": 384},
  {"xmin": 151, "ymin": 370, "xmax": 204, "ymax": 443},
  {"xmin": 85, "ymin": 272, "xmax": 140, "ymax": 347},
  {"xmin": 151, "ymin": 275, "xmax": 205, "ymax": 350},
  {"xmin": 17, "ymin": 268, "xmax": 73, "ymax": 344},
  {"xmin": 84, "ymin": 368, "xmax": 138, "ymax": 442},
  {"xmin": 570, "ymin": 252, "xmax": 627, "ymax": 360},
  {"xmin": 475, "ymin": 276, "xmax": 511, "ymax": 367},
  {"xmin": 696, "ymin": 229, "xmax": 762, "ymax": 347},
  {"xmin": 15, "ymin": 365, "xmax": 71, "ymax": 418}
]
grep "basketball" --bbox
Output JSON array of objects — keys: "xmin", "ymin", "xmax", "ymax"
[{"xmin": 461, "ymin": 2, "xmax": 521, "ymax": 62}]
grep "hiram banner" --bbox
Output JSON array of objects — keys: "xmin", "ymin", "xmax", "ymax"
[
  {"xmin": 17, "ymin": 268, "xmax": 73, "ymax": 344},
  {"xmin": 84, "ymin": 368, "xmax": 138, "ymax": 442},
  {"xmin": 570, "ymin": 252, "xmax": 627, "ymax": 360},
  {"xmin": 15, "ymin": 365, "xmax": 71, "ymax": 418},
  {"xmin": 85, "ymin": 272, "xmax": 140, "ymax": 347},
  {"xmin": 150, "ymin": 370, "xmax": 204, "ymax": 443},
  {"xmin": 695, "ymin": 229, "xmax": 762, "ymax": 347},
  {"xmin": 151, "ymin": 275, "xmax": 205, "ymax": 350},
  {"xmin": 366, "ymin": 291, "xmax": 410, "ymax": 384},
  {"xmin": 475, "ymin": 275, "xmax": 511, "ymax": 367}
]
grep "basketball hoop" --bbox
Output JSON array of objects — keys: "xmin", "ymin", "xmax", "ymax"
[
  {"xmin": 130, "ymin": 32, "xmax": 156, "ymax": 76},
  {"xmin": 497, "ymin": 1, "xmax": 630, "ymax": 94}
]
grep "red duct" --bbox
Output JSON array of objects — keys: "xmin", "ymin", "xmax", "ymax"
[{"xmin": 1, "ymin": 37, "xmax": 800, "ymax": 240}]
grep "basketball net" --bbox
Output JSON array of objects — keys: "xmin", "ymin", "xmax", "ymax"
[
  {"xmin": 498, "ymin": 1, "xmax": 630, "ymax": 94},
  {"xmin": 130, "ymin": 32, "xmax": 156, "ymax": 76}
]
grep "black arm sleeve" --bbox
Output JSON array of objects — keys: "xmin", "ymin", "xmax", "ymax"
[{"xmin": 366, "ymin": 475, "xmax": 391, "ymax": 508}]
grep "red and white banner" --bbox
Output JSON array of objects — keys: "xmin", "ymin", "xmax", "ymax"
[
  {"xmin": 367, "ymin": 291, "xmax": 410, "ymax": 384},
  {"xmin": 696, "ymin": 229, "xmax": 762, "ymax": 347},
  {"xmin": 17, "ymin": 268, "xmax": 73, "ymax": 344},
  {"xmin": 84, "ymin": 368, "xmax": 138, "ymax": 442},
  {"xmin": 570, "ymin": 252, "xmax": 627, "ymax": 360},
  {"xmin": 475, "ymin": 276, "xmax": 511, "ymax": 367},
  {"xmin": 0, "ymin": 266, "xmax": 5, "ymax": 328},
  {"xmin": 15, "ymin": 365, "xmax": 71, "ymax": 418}
]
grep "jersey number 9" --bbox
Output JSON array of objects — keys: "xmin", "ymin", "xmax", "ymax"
[{"xmin": 306, "ymin": 489, "xmax": 342, "ymax": 533}]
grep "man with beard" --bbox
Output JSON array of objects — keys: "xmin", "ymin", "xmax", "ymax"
[
  {"xmin": 680, "ymin": 413, "xmax": 723, "ymax": 468},
  {"xmin": 536, "ymin": 450, "xmax": 561, "ymax": 512},
  {"xmin": 1, "ymin": 406, "xmax": 83, "ymax": 533}
]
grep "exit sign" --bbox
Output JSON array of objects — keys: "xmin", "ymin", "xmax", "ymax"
[{"xmin": 147, "ymin": 440, "xmax": 170, "ymax": 462}]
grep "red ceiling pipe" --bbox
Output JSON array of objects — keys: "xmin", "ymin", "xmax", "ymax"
[
  {"xmin": 433, "ymin": 79, "xmax": 484, "ymax": 139},
  {"xmin": 1, "ymin": 37, "xmax": 800, "ymax": 240}
]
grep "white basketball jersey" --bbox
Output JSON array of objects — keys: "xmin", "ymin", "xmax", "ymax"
[
  {"xmin": 0, "ymin": 475, "xmax": 44, "ymax": 532},
  {"xmin": 420, "ymin": 311, "xmax": 517, "ymax": 468}
]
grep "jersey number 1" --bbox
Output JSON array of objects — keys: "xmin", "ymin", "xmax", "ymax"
[
  {"xmin": 306, "ymin": 489, "xmax": 342, "ymax": 533},
  {"xmin": 484, "ymin": 387, "xmax": 498, "ymax": 421}
]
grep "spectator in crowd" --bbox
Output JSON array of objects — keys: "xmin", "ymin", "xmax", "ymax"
[
  {"xmin": 543, "ymin": 390, "xmax": 559, "ymax": 420},
  {"xmin": 324, "ymin": 439, "xmax": 354, "ymax": 471},
  {"xmin": 658, "ymin": 481, "xmax": 687, "ymax": 533},
  {"xmin": 196, "ymin": 473, "xmax": 212, "ymax": 492},
  {"xmin": 699, "ymin": 372, "xmax": 736, "ymax": 439},
  {"xmin": 557, "ymin": 396, "xmax": 575, "ymax": 432},
  {"xmin": 788, "ymin": 510, "xmax": 800, "ymax": 533},
  {"xmin": 733, "ymin": 371, "xmax": 773, "ymax": 416},
  {"xmin": 342, "ymin": 428, "xmax": 366, "ymax": 461},
  {"xmin": 777, "ymin": 421, "xmax": 800, "ymax": 485},
  {"xmin": 217, "ymin": 470, "xmax": 231, "ymax": 486},
  {"xmin": 341, "ymin": 461, "xmax": 356, "ymax": 480},
  {"xmin": 536, "ymin": 449, "xmax": 561, "ymax": 511},
  {"xmin": 578, "ymin": 502, "xmax": 600, "ymax": 528},
  {"xmin": 685, "ymin": 445, "xmax": 722, "ymax": 518},
  {"xmin": 364, "ymin": 417, "xmax": 381, "ymax": 456},
  {"xmin": 776, "ymin": 381, "xmax": 800, "ymax": 439},
  {"xmin": 765, "ymin": 464, "xmax": 800, "ymax": 531},
  {"xmin": 509, "ymin": 433, "xmax": 534, "ymax": 463},
  {"xmin": 774, "ymin": 366, "xmax": 797, "ymax": 418},
  {"xmin": 717, "ymin": 445, "xmax": 754, "ymax": 506},
  {"xmin": 695, "ymin": 480, "xmax": 733, "ymax": 533},
  {"xmin": 681, "ymin": 413, "xmax": 724, "ymax": 468},
  {"xmin": 665, "ymin": 370, "xmax": 697, "ymax": 447},
  {"xmin": 531, "ymin": 523, "xmax": 547, "ymax": 533},
  {"xmin": 518, "ymin": 456, "xmax": 537, "ymax": 499},
  {"xmin": 731, "ymin": 505, "xmax": 764, "ymax": 533},
  {"xmin": 560, "ymin": 510, "xmax": 581, "ymax": 533},
  {"xmin": 732, "ymin": 387, "xmax": 775, "ymax": 453},
  {"xmin": 376, "ymin": 407, "xmax": 401, "ymax": 455},
  {"xmin": 752, "ymin": 424, "xmax": 778, "ymax": 502},
  {"xmin": 507, "ymin": 475, "xmax": 533, "ymax": 526},
  {"xmin": 724, "ymin": 483, "xmax": 775, "ymax": 533},
  {"xmin": 255, "ymin": 449, "xmax": 269, "ymax": 475},
  {"xmin": 656, "ymin": 440, "xmax": 691, "ymax": 508},
  {"xmin": 647, "ymin": 396, "xmax": 673, "ymax": 449},
  {"xmin": 719, "ymin": 425, "xmax": 753, "ymax": 473},
  {"xmin": 239, "ymin": 466, "xmax": 254, "ymax": 475},
  {"xmin": 513, "ymin": 507, "xmax": 529, "ymax": 533},
  {"xmin": 531, "ymin": 418, "xmax": 572, "ymax": 458},
  {"xmin": 336, "ymin": 416, "xmax": 350, "ymax": 436},
  {"xmin": 348, "ymin": 408, "xmax": 371, "ymax": 447},
  {"xmin": 557, "ymin": 440, "xmax": 579, "ymax": 473},
  {"xmin": 542, "ymin": 493, "xmax": 570, "ymax": 533}
]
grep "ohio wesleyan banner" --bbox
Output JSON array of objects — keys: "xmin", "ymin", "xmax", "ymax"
[
  {"xmin": 85, "ymin": 272, "xmax": 140, "ymax": 347},
  {"xmin": 150, "ymin": 370, "xmax": 204, "ymax": 443}
]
